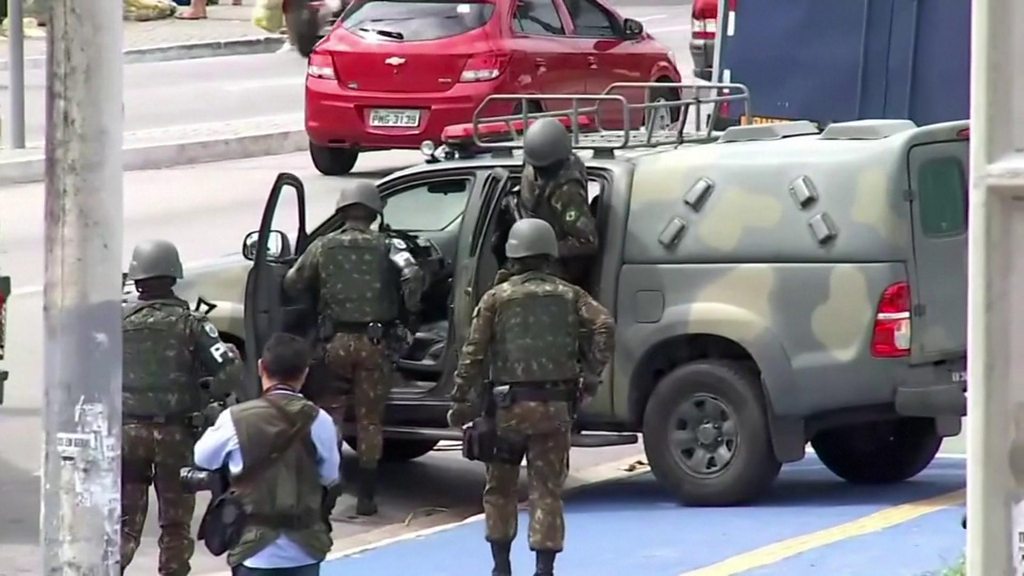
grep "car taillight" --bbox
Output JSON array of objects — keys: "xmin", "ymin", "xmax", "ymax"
[
  {"xmin": 871, "ymin": 281, "xmax": 912, "ymax": 358},
  {"xmin": 307, "ymin": 52, "xmax": 336, "ymax": 80},
  {"xmin": 459, "ymin": 53, "xmax": 509, "ymax": 83},
  {"xmin": 691, "ymin": 0, "xmax": 717, "ymax": 40}
]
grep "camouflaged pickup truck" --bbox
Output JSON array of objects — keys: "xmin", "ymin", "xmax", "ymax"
[{"xmin": 140, "ymin": 86, "xmax": 969, "ymax": 506}]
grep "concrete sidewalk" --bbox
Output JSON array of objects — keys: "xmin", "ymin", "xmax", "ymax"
[
  {"xmin": 0, "ymin": 0, "xmax": 285, "ymax": 70},
  {"xmin": 312, "ymin": 456, "xmax": 966, "ymax": 576},
  {"xmin": 0, "ymin": 114, "xmax": 306, "ymax": 185}
]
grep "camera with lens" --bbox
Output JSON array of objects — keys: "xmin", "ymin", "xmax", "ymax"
[{"xmin": 179, "ymin": 466, "xmax": 221, "ymax": 494}]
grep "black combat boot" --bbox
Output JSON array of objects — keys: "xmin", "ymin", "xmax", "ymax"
[
  {"xmin": 534, "ymin": 550, "xmax": 557, "ymax": 576},
  {"xmin": 356, "ymin": 467, "xmax": 378, "ymax": 516},
  {"xmin": 489, "ymin": 541, "xmax": 512, "ymax": 576}
]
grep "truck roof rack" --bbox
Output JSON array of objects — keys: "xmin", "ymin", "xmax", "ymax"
[{"xmin": 436, "ymin": 82, "xmax": 752, "ymax": 160}]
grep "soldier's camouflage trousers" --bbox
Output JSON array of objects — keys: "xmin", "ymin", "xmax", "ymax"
[
  {"xmin": 324, "ymin": 332, "xmax": 392, "ymax": 468},
  {"xmin": 484, "ymin": 401, "xmax": 572, "ymax": 552},
  {"xmin": 121, "ymin": 423, "xmax": 196, "ymax": 576}
]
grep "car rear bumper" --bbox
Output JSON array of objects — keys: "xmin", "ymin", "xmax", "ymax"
[
  {"xmin": 305, "ymin": 77, "xmax": 508, "ymax": 150},
  {"xmin": 894, "ymin": 358, "xmax": 967, "ymax": 419},
  {"xmin": 689, "ymin": 38, "xmax": 715, "ymax": 81}
]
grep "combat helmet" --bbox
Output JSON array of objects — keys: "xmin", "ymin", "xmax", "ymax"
[
  {"xmin": 505, "ymin": 218, "xmax": 559, "ymax": 259},
  {"xmin": 522, "ymin": 118, "xmax": 572, "ymax": 168},
  {"xmin": 127, "ymin": 239, "xmax": 184, "ymax": 281},
  {"xmin": 336, "ymin": 180, "xmax": 383, "ymax": 214}
]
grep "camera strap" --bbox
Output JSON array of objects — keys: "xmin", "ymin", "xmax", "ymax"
[{"xmin": 233, "ymin": 395, "xmax": 317, "ymax": 486}]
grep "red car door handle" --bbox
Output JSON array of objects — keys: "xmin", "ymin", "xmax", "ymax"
[{"xmin": 534, "ymin": 57, "xmax": 546, "ymax": 66}]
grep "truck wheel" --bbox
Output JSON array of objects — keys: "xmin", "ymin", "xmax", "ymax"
[
  {"xmin": 310, "ymin": 143, "xmax": 359, "ymax": 176},
  {"xmin": 344, "ymin": 437, "xmax": 440, "ymax": 462},
  {"xmin": 643, "ymin": 360, "xmax": 781, "ymax": 506},
  {"xmin": 810, "ymin": 418, "xmax": 941, "ymax": 484}
]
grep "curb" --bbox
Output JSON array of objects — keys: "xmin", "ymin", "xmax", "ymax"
[
  {"xmin": 0, "ymin": 128, "xmax": 308, "ymax": 185},
  {"xmin": 0, "ymin": 35, "xmax": 288, "ymax": 72}
]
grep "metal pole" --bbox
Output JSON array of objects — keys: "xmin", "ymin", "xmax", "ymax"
[
  {"xmin": 40, "ymin": 0, "xmax": 123, "ymax": 573},
  {"xmin": 6, "ymin": 0, "xmax": 26, "ymax": 149},
  {"xmin": 966, "ymin": 0, "xmax": 1024, "ymax": 571}
]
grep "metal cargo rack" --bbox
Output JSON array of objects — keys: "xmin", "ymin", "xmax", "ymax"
[{"xmin": 463, "ymin": 82, "xmax": 752, "ymax": 159}]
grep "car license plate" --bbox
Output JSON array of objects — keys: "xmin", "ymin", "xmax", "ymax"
[{"xmin": 369, "ymin": 109, "xmax": 421, "ymax": 128}]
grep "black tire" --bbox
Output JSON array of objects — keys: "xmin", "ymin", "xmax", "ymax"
[
  {"xmin": 343, "ymin": 437, "xmax": 440, "ymax": 463},
  {"xmin": 811, "ymin": 417, "xmax": 941, "ymax": 484},
  {"xmin": 310, "ymin": 143, "xmax": 359, "ymax": 176},
  {"xmin": 645, "ymin": 84, "xmax": 682, "ymax": 129},
  {"xmin": 642, "ymin": 360, "xmax": 781, "ymax": 506}
]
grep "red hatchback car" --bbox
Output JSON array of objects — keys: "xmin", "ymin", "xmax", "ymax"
[{"xmin": 304, "ymin": 0, "xmax": 682, "ymax": 175}]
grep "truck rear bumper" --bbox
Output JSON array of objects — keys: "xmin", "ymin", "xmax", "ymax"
[{"xmin": 895, "ymin": 383, "xmax": 966, "ymax": 418}]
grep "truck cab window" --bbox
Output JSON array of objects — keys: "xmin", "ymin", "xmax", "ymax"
[{"xmin": 917, "ymin": 157, "xmax": 967, "ymax": 237}]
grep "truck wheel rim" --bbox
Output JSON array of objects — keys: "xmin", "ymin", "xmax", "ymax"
[{"xmin": 669, "ymin": 394, "xmax": 739, "ymax": 477}]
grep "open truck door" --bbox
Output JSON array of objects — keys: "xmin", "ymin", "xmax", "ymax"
[{"xmin": 241, "ymin": 173, "xmax": 311, "ymax": 400}]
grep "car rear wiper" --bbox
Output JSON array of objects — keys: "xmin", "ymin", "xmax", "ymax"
[{"xmin": 358, "ymin": 27, "xmax": 405, "ymax": 40}]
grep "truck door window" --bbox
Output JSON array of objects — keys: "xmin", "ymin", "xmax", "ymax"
[
  {"xmin": 514, "ymin": 0, "xmax": 566, "ymax": 36},
  {"xmin": 563, "ymin": 0, "xmax": 617, "ymax": 38},
  {"xmin": 917, "ymin": 157, "xmax": 968, "ymax": 237},
  {"xmin": 381, "ymin": 178, "xmax": 472, "ymax": 231}
]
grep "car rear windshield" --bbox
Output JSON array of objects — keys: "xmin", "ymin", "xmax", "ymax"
[{"xmin": 342, "ymin": 0, "xmax": 495, "ymax": 42}]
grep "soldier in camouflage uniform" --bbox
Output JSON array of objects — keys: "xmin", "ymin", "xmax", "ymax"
[
  {"xmin": 448, "ymin": 219, "xmax": 615, "ymax": 576},
  {"xmin": 121, "ymin": 239, "xmax": 244, "ymax": 576},
  {"xmin": 283, "ymin": 181, "xmax": 424, "ymax": 516},
  {"xmin": 494, "ymin": 118, "xmax": 599, "ymax": 287}
]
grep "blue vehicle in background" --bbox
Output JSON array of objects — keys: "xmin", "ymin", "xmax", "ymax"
[{"xmin": 706, "ymin": 0, "xmax": 970, "ymax": 128}]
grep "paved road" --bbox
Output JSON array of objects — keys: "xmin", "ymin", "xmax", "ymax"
[
  {"xmin": 0, "ymin": 2, "xmax": 695, "ymax": 147},
  {"xmin": 312, "ymin": 456, "xmax": 967, "ymax": 576},
  {"xmin": 0, "ymin": 150, "xmax": 649, "ymax": 574}
]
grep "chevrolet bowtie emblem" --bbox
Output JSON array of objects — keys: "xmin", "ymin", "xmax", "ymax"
[{"xmin": 384, "ymin": 56, "xmax": 406, "ymax": 66}]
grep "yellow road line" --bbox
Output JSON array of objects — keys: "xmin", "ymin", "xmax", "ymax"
[{"xmin": 680, "ymin": 488, "xmax": 966, "ymax": 576}]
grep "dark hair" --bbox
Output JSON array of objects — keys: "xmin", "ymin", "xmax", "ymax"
[{"xmin": 260, "ymin": 333, "xmax": 311, "ymax": 382}]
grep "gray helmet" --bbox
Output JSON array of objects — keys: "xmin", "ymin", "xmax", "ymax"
[
  {"xmin": 505, "ymin": 218, "xmax": 558, "ymax": 259},
  {"xmin": 523, "ymin": 118, "xmax": 572, "ymax": 168},
  {"xmin": 336, "ymin": 180, "xmax": 383, "ymax": 214},
  {"xmin": 127, "ymin": 239, "xmax": 183, "ymax": 281}
]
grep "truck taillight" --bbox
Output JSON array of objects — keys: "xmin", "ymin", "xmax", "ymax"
[
  {"xmin": 871, "ymin": 281, "xmax": 912, "ymax": 358},
  {"xmin": 307, "ymin": 51, "xmax": 336, "ymax": 80},
  {"xmin": 691, "ymin": 0, "xmax": 718, "ymax": 40}
]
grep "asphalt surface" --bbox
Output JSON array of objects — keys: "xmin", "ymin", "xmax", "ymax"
[
  {"xmin": 315, "ymin": 456, "xmax": 966, "ymax": 576},
  {"xmin": 0, "ymin": 2, "xmax": 696, "ymax": 146}
]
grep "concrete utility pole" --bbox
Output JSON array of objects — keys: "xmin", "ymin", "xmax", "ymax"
[
  {"xmin": 40, "ymin": 0, "xmax": 124, "ymax": 574},
  {"xmin": 965, "ymin": 0, "xmax": 1024, "ymax": 572},
  {"xmin": 6, "ymin": 0, "xmax": 27, "ymax": 148}
]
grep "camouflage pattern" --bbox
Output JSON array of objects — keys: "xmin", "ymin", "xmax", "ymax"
[
  {"xmin": 283, "ymin": 222, "xmax": 422, "ymax": 322},
  {"xmin": 121, "ymin": 423, "xmax": 196, "ymax": 576},
  {"xmin": 122, "ymin": 298, "xmax": 245, "ymax": 417},
  {"xmin": 451, "ymin": 269, "xmax": 614, "ymax": 551},
  {"xmin": 491, "ymin": 275, "xmax": 581, "ymax": 384},
  {"xmin": 120, "ymin": 296, "xmax": 244, "ymax": 574},
  {"xmin": 323, "ymin": 332, "xmax": 391, "ymax": 467},
  {"xmin": 518, "ymin": 153, "xmax": 598, "ymax": 261},
  {"xmin": 181, "ymin": 118, "xmax": 968, "ymax": 501}
]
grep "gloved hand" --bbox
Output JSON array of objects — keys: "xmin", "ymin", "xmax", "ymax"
[{"xmin": 447, "ymin": 402, "xmax": 476, "ymax": 428}]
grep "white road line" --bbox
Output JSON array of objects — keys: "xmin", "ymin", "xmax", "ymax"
[
  {"xmin": 222, "ymin": 77, "xmax": 306, "ymax": 92},
  {"xmin": 637, "ymin": 14, "xmax": 667, "ymax": 22},
  {"xmin": 648, "ymin": 25, "xmax": 692, "ymax": 33}
]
